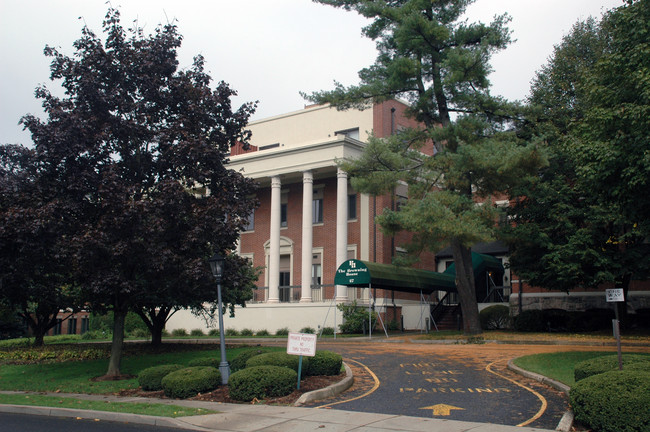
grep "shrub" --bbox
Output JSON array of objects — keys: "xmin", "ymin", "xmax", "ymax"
[
  {"xmin": 138, "ymin": 364, "xmax": 183, "ymax": 391},
  {"xmin": 306, "ymin": 350, "xmax": 343, "ymax": 376},
  {"xmin": 574, "ymin": 354, "xmax": 650, "ymax": 382},
  {"xmin": 513, "ymin": 309, "xmax": 546, "ymax": 332},
  {"xmin": 300, "ymin": 327, "xmax": 315, "ymax": 334},
  {"xmin": 230, "ymin": 348, "xmax": 271, "ymax": 373},
  {"xmin": 190, "ymin": 329, "xmax": 204, "ymax": 337},
  {"xmin": 320, "ymin": 327, "xmax": 335, "ymax": 336},
  {"xmin": 161, "ymin": 366, "xmax": 221, "ymax": 399},
  {"xmin": 228, "ymin": 365, "xmax": 297, "ymax": 402},
  {"xmin": 171, "ymin": 328, "xmax": 188, "ymax": 337},
  {"xmin": 129, "ymin": 328, "xmax": 150, "ymax": 339},
  {"xmin": 207, "ymin": 328, "xmax": 219, "ymax": 336},
  {"xmin": 246, "ymin": 352, "xmax": 309, "ymax": 378},
  {"xmin": 570, "ymin": 369, "xmax": 650, "ymax": 432},
  {"xmin": 582, "ymin": 308, "xmax": 615, "ymax": 331},
  {"xmin": 188, "ymin": 357, "xmax": 219, "ymax": 368},
  {"xmin": 479, "ymin": 305, "xmax": 511, "ymax": 330},
  {"xmin": 239, "ymin": 328, "xmax": 254, "ymax": 336},
  {"xmin": 386, "ymin": 320, "xmax": 400, "ymax": 331},
  {"xmin": 225, "ymin": 328, "xmax": 239, "ymax": 336},
  {"xmin": 256, "ymin": 329, "xmax": 270, "ymax": 336},
  {"xmin": 338, "ymin": 301, "xmax": 378, "ymax": 334},
  {"xmin": 275, "ymin": 327, "xmax": 290, "ymax": 336},
  {"xmin": 80, "ymin": 330, "xmax": 109, "ymax": 340}
]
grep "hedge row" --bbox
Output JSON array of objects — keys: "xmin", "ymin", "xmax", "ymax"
[
  {"xmin": 570, "ymin": 369, "xmax": 650, "ymax": 432},
  {"xmin": 135, "ymin": 348, "xmax": 343, "ymax": 401},
  {"xmin": 574, "ymin": 354, "xmax": 650, "ymax": 382},
  {"xmin": 570, "ymin": 354, "xmax": 650, "ymax": 432}
]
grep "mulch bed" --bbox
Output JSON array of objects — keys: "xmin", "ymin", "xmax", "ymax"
[{"xmin": 117, "ymin": 373, "xmax": 345, "ymax": 406}]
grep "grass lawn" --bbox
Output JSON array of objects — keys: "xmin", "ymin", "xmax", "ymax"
[
  {"xmin": 0, "ymin": 345, "xmax": 283, "ymax": 394},
  {"xmin": 0, "ymin": 393, "xmax": 216, "ymax": 418},
  {"xmin": 512, "ymin": 351, "xmax": 650, "ymax": 387}
]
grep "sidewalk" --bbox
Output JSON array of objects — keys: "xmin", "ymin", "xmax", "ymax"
[{"xmin": 0, "ymin": 392, "xmax": 557, "ymax": 431}]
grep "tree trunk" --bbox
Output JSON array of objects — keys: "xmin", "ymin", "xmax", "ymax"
[
  {"xmin": 106, "ymin": 307, "xmax": 126, "ymax": 377},
  {"xmin": 21, "ymin": 309, "xmax": 59, "ymax": 347},
  {"xmin": 450, "ymin": 238, "xmax": 482, "ymax": 335}
]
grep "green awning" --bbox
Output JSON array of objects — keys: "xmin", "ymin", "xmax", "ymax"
[
  {"xmin": 334, "ymin": 259, "xmax": 456, "ymax": 294},
  {"xmin": 444, "ymin": 252, "xmax": 504, "ymax": 278}
]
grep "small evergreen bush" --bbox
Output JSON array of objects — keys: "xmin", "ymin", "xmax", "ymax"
[
  {"xmin": 190, "ymin": 328, "xmax": 204, "ymax": 337},
  {"xmin": 320, "ymin": 327, "xmax": 335, "ymax": 336},
  {"xmin": 570, "ymin": 369, "xmax": 650, "ymax": 432},
  {"xmin": 513, "ymin": 309, "xmax": 546, "ymax": 332},
  {"xmin": 230, "ymin": 348, "xmax": 271, "ymax": 373},
  {"xmin": 138, "ymin": 364, "xmax": 183, "ymax": 391},
  {"xmin": 246, "ymin": 352, "xmax": 309, "ymax": 378},
  {"xmin": 228, "ymin": 365, "xmax": 297, "ymax": 402},
  {"xmin": 239, "ymin": 328, "xmax": 254, "ymax": 336},
  {"xmin": 300, "ymin": 326, "xmax": 315, "ymax": 334},
  {"xmin": 256, "ymin": 329, "xmax": 270, "ymax": 336},
  {"xmin": 275, "ymin": 327, "xmax": 290, "ymax": 336},
  {"xmin": 129, "ymin": 328, "xmax": 150, "ymax": 339},
  {"xmin": 171, "ymin": 328, "xmax": 188, "ymax": 337},
  {"xmin": 574, "ymin": 354, "xmax": 650, "ymax": 382},
  {"xmin": 225, "ymin": 328, "xmax": 239, "ymax": 336},
  {"xmin": 479, "ymin": 305, "xmax": 511, "ymax": 330},
  {"xmin": 338, "ymin": 301, "xmax": 377, "ymax": 334},
  {"xmin": 207, "ymin": 328, "xmax": 219, "ymax": 336},
  {"xmin": 306, "ymin": 350, "xmax": 342, "ymax": 376},
  {"xmin": 188, "ymin": 357, "xmax": 219, "ymax": 368},
  {"xmin": 161, "ymin": 366, "xmax": 221, "ymax": 399}
]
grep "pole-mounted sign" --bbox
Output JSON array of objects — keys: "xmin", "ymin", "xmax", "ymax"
[
  {"xmin": 287, "ymin": 332, "xmax": 317, "ymax": 389},
  {"xmin": 606, "ymin": 288, "xmax": 625, "ymax": 370}
]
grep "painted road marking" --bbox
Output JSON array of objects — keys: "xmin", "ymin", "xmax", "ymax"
[
  {"xmin": 420, "ymin": 404, "xmax": 465, "ymax": 416},
  {"xmin": 315, "ymin": 359, "xmax": 380, "ymax": 409},
  {"xmin": 485, "ymin": 360, "xmax": 548, "ymax": 427}
]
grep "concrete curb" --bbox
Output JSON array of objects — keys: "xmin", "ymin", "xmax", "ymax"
[
  {"xmin": 294, "ymin": 362, "xmax": 354, "ymax": 406},
  {"xmin": 507, "ymin": 358, "xmax": 573, "ymax": 432}
]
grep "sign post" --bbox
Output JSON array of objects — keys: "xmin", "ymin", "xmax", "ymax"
[
  {"xmin": 606, "ymin": 288, "xmax": 625, "ymax": 370},
  {"xmin": 287, "ymin": 332, "xmax": 317, "ymax": 389}
]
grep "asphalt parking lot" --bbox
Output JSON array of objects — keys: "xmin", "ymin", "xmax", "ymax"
[{"xmin": 304, "ymin": 340, "xmax": 580, "ymax": 429}]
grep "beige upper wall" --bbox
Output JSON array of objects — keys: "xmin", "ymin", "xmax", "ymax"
[{"xmin": 247, "ymin": 104, "xmax": 373, "ymax": 149}]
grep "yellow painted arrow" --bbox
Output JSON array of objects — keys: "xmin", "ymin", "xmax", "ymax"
[{"xmin": 420, "ymin": 404, "xmax": 465, "ymax": 416}]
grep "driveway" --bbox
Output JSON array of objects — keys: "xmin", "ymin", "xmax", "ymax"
[{"xmin": 302, "ymin": 339, "xmax": 631, "ymax": 430}]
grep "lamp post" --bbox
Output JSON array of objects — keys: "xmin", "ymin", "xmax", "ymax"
[{"xmin": 209, "ymin": 252, "xmax": 230, "ymax": 384}]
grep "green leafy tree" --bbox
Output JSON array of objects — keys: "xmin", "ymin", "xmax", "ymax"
[
  {"xmin": 304, "ymin": 0, "xmax": 545, "ymax": 334},
  {"xmin": 21, "ymin": 8, "xmax": 258, "ymax": 376},
  {"xmin": 505, "ymin": 1, "xmax": 650, "ymax": 319}
]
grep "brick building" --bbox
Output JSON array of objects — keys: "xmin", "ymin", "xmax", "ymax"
[{"xmin": 167, "ymin": 100, "xmax": 448, "ymax": 333}]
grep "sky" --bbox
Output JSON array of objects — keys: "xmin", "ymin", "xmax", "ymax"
[{"xmin": 0, "ymin": 0, "xmax": 624, "ymax": 146}]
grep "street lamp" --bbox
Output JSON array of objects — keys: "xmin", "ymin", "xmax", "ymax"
[{"xmin": 209, "ymin": 252, "xmax": 230, "ymax": 384}]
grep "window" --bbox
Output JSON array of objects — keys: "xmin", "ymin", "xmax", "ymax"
[
  {"xmin": 67, "ymin": 318, "xmax": 77, "ymax": 335},
  {"xmin": 312, "ymin": 198, "xmax": 323, "ymax": 224},
  {"xmin": 312, "ymin": 263, "xmax": 322, "ymax": 287},
  {"xmin": 313, "ymin": 186, "xmax": 324, "ymax": 224},
  {"xmin": 244, "ymin": 210, "xmax": 254, "ymax": 231},
  {"xmin": 348, "ymin": 194, "xmax": 357, "ymax": 220},
  {"xmin": 281, "ymin": 191, "xmax": 288, "ymax": 227},
  {"xmin": 395, "ymin": 182, "xmax": 408, "ymax": 211},
  {"xmin": 281, "ymin": 203, "xmax": 288, "ymax": 227}
]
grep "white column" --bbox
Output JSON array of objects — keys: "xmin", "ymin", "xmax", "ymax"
[
  {"xmin": 300, "ymin": 171, "xmax": 314, "ymax": 302},
  {"xmin": 335, "ymin": 168, "xmax": 349, "ymax": 302},
  {"xmin": 268, "ymin": 176, "xmax": 281, "ymax": 303}
]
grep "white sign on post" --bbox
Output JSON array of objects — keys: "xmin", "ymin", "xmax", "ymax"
[
  {"xmin": 606, "ymin": 288, "xmax": 625, "ymax": 303},
  {"xmin": 287, "ymin": 332, "xmax": 317, "ymax": 357}
]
